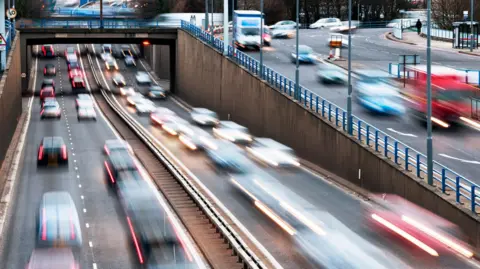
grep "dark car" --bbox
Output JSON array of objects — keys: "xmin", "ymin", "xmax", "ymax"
[
  {"xmin": 124, "ymin": 56, "xmax": 136, "ymax": 67},
  {"xmin": 102, "ymin": 44, "xmax": 112, "ymax": 54},
  {"xmin": 41, "ymin": 101, "xmax": 61, "ymax": 119},
  {"xmin": 104, "ymin": 139, "xmax": 133, "ymax": 155},
  {"xmin": 41, "ymin": 44, "xmax": 55, "ymax": 57},
  {"xmin": 41, "ymin": 79, "xmax": 55, "ymax": 90},
  {"xmin": 205, "ymin": 140, "xmax": 250, "ymax": 173},
  {"xmin": 43, "ymin": 64, "xmax": 56, "ymax": 76},
  {"xmin": 71, "ymin": 77, "xmax": 86, "ymax": 90},
  {"xmin": 263, "ymin": 28, "xmax": 272, "ymax": 46},
  {"xmin": 26, "ymin": 248, "xmax": 80, "ymax": 269},
  {"xmin": 104, "ymin": 151, "xmax": 140, "ymax": 185},
  {"xmin": 37, "ymin": 137, "xmax": 68, "ymax": 166},
  {"xmin": 147, "ymin": 86, "xmax": 167, "ymax": 99},
  {"xmin": 39, "ymin": 87, "xmax": 55, "ymax": 103},
  {"xmin": 121, "ymin": 45, "xmax": 133, "ymax": 58}
]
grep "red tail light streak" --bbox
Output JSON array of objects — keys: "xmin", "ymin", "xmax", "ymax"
[
  {"xmin": 126, "ymin": 216, "xmax": 144, "ymax": 264},
  {"xmin": 38, "ymin": 145, "xmax": 44, "ymax": 160},
  {"xmin": 41, "ymin": 207, "xmax": 47, "ymax": 240},
  {"xmin": 104, "ymin": 161, "xmax": 115, "ymax": 183},
  {"xmin": 61, "ymin": 145, "xmax": 67, "ymax": 159}
]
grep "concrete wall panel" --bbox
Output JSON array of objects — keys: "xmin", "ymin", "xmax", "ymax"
[{"xmin": 175, "ymin": 29, "xmax": 480, "ymax": 249}]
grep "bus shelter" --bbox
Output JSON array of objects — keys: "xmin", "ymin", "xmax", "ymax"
[{"xmin": 453, "ymin": 21, "xmax": 479, "ymax": 49}]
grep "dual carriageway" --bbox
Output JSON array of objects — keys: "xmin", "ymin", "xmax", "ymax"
[{"xmin": 1, "ymin": 24, "xmax": 480, "ymax": 268}]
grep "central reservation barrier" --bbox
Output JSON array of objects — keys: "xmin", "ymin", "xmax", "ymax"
[{"xmin": 176, "ymin": 22, "xmax": 480, "ymax": 250}]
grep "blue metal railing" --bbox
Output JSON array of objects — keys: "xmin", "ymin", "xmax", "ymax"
[
  {"xmin": 51, "ymin": 7, "xmax": 135, "ymax": 17},
  {"xmin": 180, "ymin": 20, "xmax": 480, "ymax": 214},
  {"xmin": 17, "ymin": 18, "xmax": 179, "ymax": 29}
]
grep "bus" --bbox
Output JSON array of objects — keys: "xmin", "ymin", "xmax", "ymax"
[{"xmin": 404, "ymin": 65, "xmax": 478, "ymax": 128}]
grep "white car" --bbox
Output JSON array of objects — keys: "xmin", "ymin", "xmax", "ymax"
[
  {"xmin": 150, "ymin": 110, "xmax": 177, "ymax": 126},
  {"xmin": 178, "ymin": 125, "xmax": 216, "ymax": 151},
  {"xmin": 125, "ymin": 56, "xmax": 136, "ymax": 67},
  {"xmin": 77, "ymin": 107, "xmax": 97, "ymax": 121},
  {"xmin": 213, "ymin": 121, "xmax": 252, "ymax": 144},
  {"xmin": 126, "ymin": 94, "xmax": 147, "ymax": 107},
  {"xmin": 135, "ymin": 99, "xmax": 156, "ymax": 115},
  {"xmin": 119, "ymin": 87, "xmax": 136, "ymax": 96},
  {"xmin": 309, "ymin": 18, "xmax": 342, "ymax": 29},
  {"xmin": 158, "ymin": 116, "xmax": 190, "ymax": 136},
  {"xmin": 100, "ymin": 53, "xmax": 111, "ymax": 61},
  {"xmin": 246, "ymin": 138, "xmax": 300, "ymax": 167},
  {"xmin": 190, "ymin": 108, "xmax": 219, "ymax": 126},
  {"xmin": 269, "ymin": 20, "xmax": 297, "ymax": 29},
  {"xmin": 135, "ymin": 71, "xmax": 152, "ymax": 85},
  {"xmin": 316, "ymin": 62, "xmax": 347, "ymax": 84},
  {"xmin": 105, "ymin": 57, "xmax": 119, "ymax": 71},
  {"xmin": 112, "ymin": 73, "xmax": 126, "ymax": 86}
]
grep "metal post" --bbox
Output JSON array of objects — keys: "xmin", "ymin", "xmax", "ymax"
[
  {"xmin": 347, "ymin": 0, "xmax": 353, "ymax": 134},
  {"xmin": 232, "ymin": 0, "xmax": 235, "ymax": 48},
  {"xmin": 205, "ymin": 0, "xmax": 209, "ymax": 30},
  {"xmin": 294, "ymin": 0, "xmax": 300, "ymax": 101},
  {"xmin": 0, "ymin": 0, "xmax": 5, "ymax": 71},
  {"xmin": 100, "ymin": 0, "xmax": 103, "ymax": 28},
  {"xmin": 471, "ymin": 0, "xmax": 474, "ymax": 51},
  {"xmin": 426, "ymin": 0, "xmax": 433, "ymax": 186},
  {"xmin": 223, "ymin": 0, "xmax": 229, "ymax": 55},
  {"xmin": 259, "ymin": 0, "xmax": 264, "ymax": 77}
]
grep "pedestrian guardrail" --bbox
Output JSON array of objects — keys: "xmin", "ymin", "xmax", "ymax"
[
  {"xmin": 388, "ymin": 63, "xmax": 480, "ymax": 86},
  {"xmin": 17, "ymin": 18, "xmax": 178, "ymax": 29},
  {"xmin": 472, "ymin": 98, "xmax": 480, "ymax": 120},
  {"xmin": 51, "ymin": 7, "xmax": 135, "ymax": 17},
  {"xmin": 181, "ymin": 20, "xmax": 480, "ymax": 215},
  {"xmin": 421, "ymin": 26, "xmax": 455, "ymax": 40}
]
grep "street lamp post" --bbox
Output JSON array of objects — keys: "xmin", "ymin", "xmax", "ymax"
[
  {"xmin": 426, "ymin": 0, "xmax": 433, "ymax": 185},
  {"xmin": 294, "ymin": 0, "xmax": 300, "ymax": 101},
  {"xmin": 223, "ymin": 0, "xmax": 229, "ymax": 55},
  {"xmin": 347, "ymin": 0, "xmax": 353, "ymax": 134},
  {"xmin": 259, "ymin": 0, "xmax": 264, "ymax": 78},
  {"xmin": 471, "ymin": 0, "xmax": 474, "ymax": 52},
  {"xmin": 205, "ymin": 0, "xmax": 209, "ymax": 30},
  {"xmin": 100, "ymin": 0, "xmax": 103, "ymax": 28}
]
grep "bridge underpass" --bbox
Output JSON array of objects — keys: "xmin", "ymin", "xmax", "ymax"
[{"xmin": 0, "ymin": 19, "xmax": 478, "ymax": 268}]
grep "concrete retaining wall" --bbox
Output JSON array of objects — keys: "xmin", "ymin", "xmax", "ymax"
[
  {"xmin": 0, "ymin": 32, "xmax": 23, "ymax": 189},
  {"xmin": 144, "ymin": 45, "xmax": 171, "ymax": 80},
  {"xmin": 175, "ymin": 29, "xmax": 480, "ymax": 249}
]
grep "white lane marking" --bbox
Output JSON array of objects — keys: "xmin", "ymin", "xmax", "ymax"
[
  {"xmin": 0, "ymin": 46, "xmax": 37, "ymax": 237},
  {"xmin": 83, "ymin": 208, "xmax": 87, "ymax": 213},
  {"xmin": 90, "ymin": 44, "xmax": 209, "ymax": 269},
  {"xmin": 128, "ymin": 52, "xmax": 284, "ymax": 269},
  {"xmin": 92, "ymin": 263, "xmax": 97, "ymax": 269},
  {"xmin": 89, "ymin": 241, "xmax": 93, "ymax": 248},
  {"xmin": 86, "ymin": 223, "xmax": 90, "ymax": 228},
  {"xmin": 386, "ymin": 128, "xmax": 418, "ymax": 138},
  {"xmin": 438, "ymin": 154, "xmax": 480, "ymax": 165}
]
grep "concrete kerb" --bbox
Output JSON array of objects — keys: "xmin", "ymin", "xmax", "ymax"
[
  {"xmin": 384, "ymin": 31, "xmax": 417, "ymax": 46},
  {"xmin": 459, "ymin": 51, "xmax": 480, "ymax": 57}
]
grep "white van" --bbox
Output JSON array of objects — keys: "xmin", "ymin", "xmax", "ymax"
[{"xmin": 309, "ymin": 18, "xmax": 342, "ymax": 29}]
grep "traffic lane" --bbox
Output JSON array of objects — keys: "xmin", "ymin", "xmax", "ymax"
[
  {"xmin": 117, "ymin": 55, "xmax": 477, "ymax": 267},
  {"xmin": 1, "ymin": 54, "xmax": 90, "ymax": 269},
  {"xmin": 89, "ymin": 46, "xmax": 316, "ymax": 269},
  {"xmin": 247, "ymin": 45, "xmax": 480, "ymax": 183},
  {"xmin": 58, "ymin": 43, "xmax": 141, "ymax": 269}
]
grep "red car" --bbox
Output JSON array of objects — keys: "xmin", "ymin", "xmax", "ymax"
[
  {"xmin": 68, "ymin": 61, "xmax": 80, "ymax": 71},
  {"xmin": 41, "ymin": 45, "xmax": 54, "ymax": 57},
  {"xmin": 69, "ymin": 69, "xmax": 83, "ymax": 80},
  {"xmin": 37, "ymin": 136, "xmax": 68, "ymax": 166},
  {"xmin": 71, "ymin": 77, "xmax": 86, "ymax": 90},
  {"xmin": 39, "ymin": 87, "xmax": 55, "ymax": 103}
]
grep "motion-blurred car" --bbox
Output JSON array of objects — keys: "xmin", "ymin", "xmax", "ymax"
[
  {"xmin": 147, "ymin": 86, "xmax": 167, "ymax": 99},
  {"xmin": 309, "ymin": 17, "xmax": 342, "ymax": 29},
  {"xmin": 135, "ymin": 71, "xmax": 152, "ymax": 85},
  {"xmin": 269, "ymin": 20, "xmax": 297, "ymax": 29},
  {"xmin": 190, "ymin": 107, "xmax": 219, "ymax": 126},
  {"xmin": 41, "ymin": 44, "xmax": 55, "ymax": 57},
  {"xmin": 150, "ymin": 107, "xmax": 176, "ymax": 125},
  {"xmin": 355, "ymin": 71, "xmax": 405, "ymax": 115},
  {"xmin": 121, "ymin": 45, "xmax": 133, "ymax": 58},
  {"xmin": 117, "ymin": 180, "xmax": 179, "ymax": 265},
  {"xmin": 39, "ymin": 87, "xmax": 55, "ymax": 103},
  {"xmin": 112, "ymin": 73, "xmax": 127, "ymax": 87},
  {"xmin": 178, "ymin": 125, "xmax": 216, "ymax": 151},
  {"xmin": 76, "ymin": 93, "xmax": 93, "ymax": 107},
  {"xmin": 135, "ymin": 99, "xmax": 156, "ymax": 115},
  {"xmin": 41, "ymin": 79, "xmax": 55, "ymax": 90},
  {"xmin": 71, "ymin": 76, "xmax": 86, "ymax": 90},
  {"xmin": 120, "ymin": 87, "xmax": 136, "ymax": 96},
  {"xmin": 263, "ymin": 28, "xmax": 272, "ymax": 46},
  {"xmin": 124, "ymin": 56, "xmax": 136, "ymax": 67},
  {"xmin": 41, "ymin": 101, "xmax": 61, "ymax": 119},
  {"xmin": 26, "ymin": 248, "xmax": 79, "ymax": 269},
  {"xmin": 271, "ymin": 25, "xmax": 295, "ymax": 39},
  {"xmin": 205, "ymin": 140, "xmax": 250, "ymax": 173},
  {"xmin": 43, "ymin": 64, "xmax": 56, "ymax": 76},
  {"xmin": 160, "ymin": 116, "xmax": 190, "ymax": 136},
  {"xmin": 37, "ymin": 136, "xmax": 68, "ymax": 166},
  {"xmin": 316, "ymin": 62, "xmax": 347, "ymax": 84},
  {"xmin": 41, "ymin": 97, "xmax": 56, "ymax": 108},
  {"xmin": 66, "ymin": 54, "xmax": 78, "ymax": 64},
  {"xmin": 291, "ymin": 45, "xmax": 318, "ymax": 64},
  {"xmin": 67, "ymin": 60, "xmax": 81, "ymax": 71},
  {"xmin": 104, "ymin": 151, "xmax": 141, "ymax": 184},
  {"xmin": 77, "ymin": 106, "xmax": 97, "ymax": 121},
  {"xmin": 246, "ymin": 138, "xmax": 300, "ymax": 167},
  {"xmin": 213, "ymin": 121, "xmax": 253, "ymax": 144},
  {"xmin": 105, "ymin": 57, "xmax": 119, "ymax": 71},
  {"xmin": 126, "ymin": 94, "xmax": 147, "ymax": 107},
  {"xmin": 64, "ymin": 46, "xmax": 78, "ymax": 58},
  {"xmin": 102, "ymin": 44, "xmax": 112, "ymax": 54},
  {"xmin": 36, "ymin": 191, "xmax": 82, "ymax": 248},
  {"xmin": 104, "ymin": 139, "xmax": 133, "ymax": 155},
  {"xmin": 69, "ymin": 69, "xmax": 83, "ymax": 80}
]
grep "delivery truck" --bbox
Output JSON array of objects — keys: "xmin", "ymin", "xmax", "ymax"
[{"xmin": 233, "ymin": 10, "xmax": 263, "ymax": 50}]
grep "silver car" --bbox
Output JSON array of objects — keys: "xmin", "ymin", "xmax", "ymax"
[
  {"xmin": 135, "ymin": 71, "xmax": 152, "ymax": 85},
  {"xmin": 77, "ymin": 106, "xmax": 97, "ymax": 121},
  {"xmin": 316, "ymin": 62, "xmax": 347, "ymax": 84},
  {"xmin": 36, "ymin": 191, "xmax": 82, "ymax": 248},
  {"xmin": 213, "ymin": 121, "xmax": 253, "ymax": 144},
  {"xmin": 190, "ymin": 108, "xmax": 219, "ymax": 126}
]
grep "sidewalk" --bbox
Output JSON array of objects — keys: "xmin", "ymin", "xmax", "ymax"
[{"xmin": 386, "ymin": 31, "xmax": 480, "ymax": 57}]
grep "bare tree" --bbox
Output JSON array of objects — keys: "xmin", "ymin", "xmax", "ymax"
[{"xmin": 432, "ymin": 0, "xmax": 475, "ymax": 29}]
